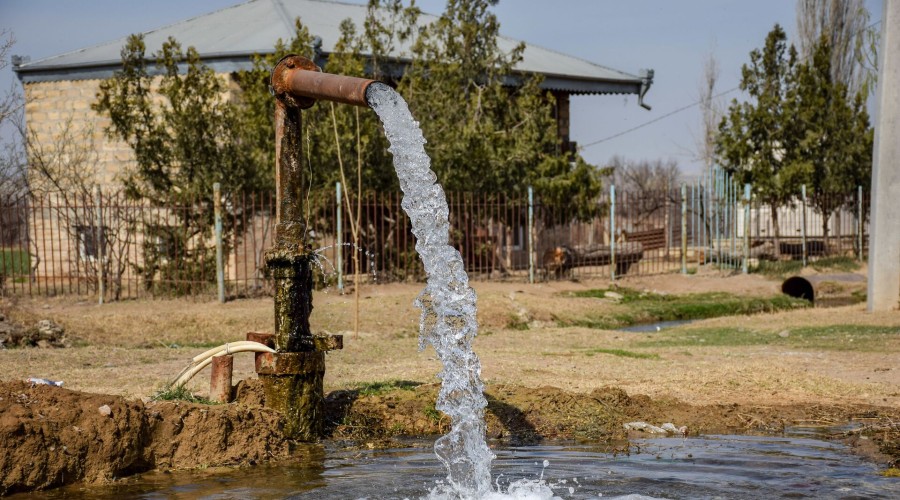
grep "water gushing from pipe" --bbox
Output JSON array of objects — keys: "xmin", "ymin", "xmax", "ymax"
[{"xmin": 367, "ymin": 82, "xmax": 494, "ymax": 497}]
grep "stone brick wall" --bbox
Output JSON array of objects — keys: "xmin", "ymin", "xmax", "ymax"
[{"xmin": 24, "ymin": 79, "xmax": 135, "ymax": 188}]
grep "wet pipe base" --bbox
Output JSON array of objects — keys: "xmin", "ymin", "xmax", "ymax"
[{"xmin": 253, "ymin": 251, "xmax": 342, "ymax": 442}]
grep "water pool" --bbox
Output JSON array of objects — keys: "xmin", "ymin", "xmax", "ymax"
[{"xmin": 27, "ymin": 428, "xmax": 896, "ymax": 499}]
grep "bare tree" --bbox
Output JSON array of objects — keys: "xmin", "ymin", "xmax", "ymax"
[
  {"xmin": 608, "ymin": 155, "xmax": 681, "ymax": 230},
  {"xmin": 27, "ymin": 117, "xmax": 135, "ymax": 300},
  {"xmin": 1, "ymin": 29, "xmax": 26, "ymax": 196},
  {"xmin": 796, "ymin": 0, "xmax": 876, "ymax": 97},
  {"xmin": 696, "ymin": 50, "xmax": 723, "ymax": 168}
]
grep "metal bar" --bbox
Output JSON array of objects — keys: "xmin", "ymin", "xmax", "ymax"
[
  {"xmin": 95, "ymin": 186, "xmax": 104, "ymax": 304},
  {"xmin": 210, "ymin": 354, "xmax": 234, "ymax": 403},
  {"xmin": 801, "ymin": 184, "xmax": 808, "ymax": 267},
  {"xmin": 214, "ymin": 183, "xmax": 225, "ymax": 303},
  {"xmin": 336, "ymin": 182, "xmax": 343, "ymax": 293},
  {"xmin": 528, "ymin": 186, "xmax": 534, "ymax": 284},
  {"xmin": 271, "ymin": 55, "xmax": 376, "ymax": 108},
  {"xmin": 610, "ymin": 185, "xmax": 616, "ymax": 281},
  {"xmin": 681, "ymin": 183, "xmax": 687, "ymax": 274},
  {"xmin": 743, "ymin": 184, "xmax": 751, "ymax": 274},
  {"xmin": 858, "ymin": 185, "xmax": 864, "ymax": 260}
]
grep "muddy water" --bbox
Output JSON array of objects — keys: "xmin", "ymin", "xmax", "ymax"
[{"xmin": 25, "ymin": 429, "xmax": 896, "ymax": 499}]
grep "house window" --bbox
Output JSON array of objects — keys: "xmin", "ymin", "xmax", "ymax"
[
  {"xmin": 75, "ymin": 225, "xmax": 106, "ymax": 261},
  {"xmin": 508, "ymin": 225, "xmax": 526, "ymax": 251},
  {"xmin": 155, "ymin": 232, "xmax": 177, "ymax": 261}
]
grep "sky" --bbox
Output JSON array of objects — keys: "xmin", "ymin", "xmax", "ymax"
[{"xmin": 0, "ymin": 0, "xmax": 885, "ymax": 177}]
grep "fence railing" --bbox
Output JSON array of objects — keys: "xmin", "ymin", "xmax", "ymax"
[{"xmin": 0, "ymin": 181, "xmax": 869, "ymax": 300}]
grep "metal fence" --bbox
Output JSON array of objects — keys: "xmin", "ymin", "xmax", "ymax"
[{"xmin": 0, "ymin": 179, "xmax": 869, "ymax": 300}]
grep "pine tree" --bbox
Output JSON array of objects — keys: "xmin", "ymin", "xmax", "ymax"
[{"xmin": 717, "ymin": 25, "xmax": 803, "ymax": 255}]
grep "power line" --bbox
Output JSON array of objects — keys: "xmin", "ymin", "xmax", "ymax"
[
  {"xmin": 579, "ymin": 86, "xmax": 740, "ymax": 150},
  {"xmin": 580, "ymin": 18, "xmax": 882, "ymax": 152}
]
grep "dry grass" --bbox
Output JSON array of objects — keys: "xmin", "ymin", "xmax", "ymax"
[{"xmin": 1, "ymin": 270, "xmax": 897, "ymax": 410}]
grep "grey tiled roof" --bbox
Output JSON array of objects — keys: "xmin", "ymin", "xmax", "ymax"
[{"xmin": 14, "ymin": 0, "xmax": 652, "ymax": 98}]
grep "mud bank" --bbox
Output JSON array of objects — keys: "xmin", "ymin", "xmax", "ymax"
[
  {"xmin": 2, "ymin": 379, "xmax": 897, "ymax": 495},
  {"xmin": 0, "ymin": 381, "xmax": 288, "ymax": 496}
]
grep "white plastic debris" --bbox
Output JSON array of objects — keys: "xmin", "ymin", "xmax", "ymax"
[
  {"xmin": 624, "ymin": 421, "xmax": 688, "ymax": 435},
  {"xmin": 623, "ymin": 421, "xmax": 668, "ymax": 433},
  {"xmin": 27, "ymin": 378, "xmax": 63, "ymax": 387}
]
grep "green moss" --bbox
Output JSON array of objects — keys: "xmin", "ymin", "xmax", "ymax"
[
  {"xmin": 354, "ymin": 380, "xmax": 422, "ymax": 396},
  {"xmin": 153, "ymin": 385, "xmax": 217, "ymax": 404},
  {"xmin": 423, "ymin": 404, "xmax": 442, "ymax": 423},
  {"xmin": 636, "ymin": 324, "xmax": 899, "ymax": 351},
  {"xmin": 561, "ymin": 287, "xmax": 808, "ymax": 329}
]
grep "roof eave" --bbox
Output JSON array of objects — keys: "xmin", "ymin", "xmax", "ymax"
[{"xmin": 15, "ymin": 52, "xmax": 654, "ymax": 110}]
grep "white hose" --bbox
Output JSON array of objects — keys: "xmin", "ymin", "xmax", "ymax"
[
  {"xmin": 171, "ymin": 341, "xmax": 275, "ymax": 384},
  {"xmin": 170, "ymin": 341, "xmax": 275, "ymax": 388},
  {"xmin": 191, "ymin": 340, "xmax": 270, "ymax": 363}
]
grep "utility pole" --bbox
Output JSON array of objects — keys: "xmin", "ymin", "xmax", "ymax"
[{"xmin": 868, "ymin": 0, "xmax": 900, "ymax": 311}]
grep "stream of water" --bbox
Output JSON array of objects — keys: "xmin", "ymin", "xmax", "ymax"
[{"xmin": 366, "ymin": 82, "xmax": 495, "ymax": 498}]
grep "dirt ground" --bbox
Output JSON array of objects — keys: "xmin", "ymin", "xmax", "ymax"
[{"xmin": 1, "ymin": 267, "xmax": 899, "ymax": 494}]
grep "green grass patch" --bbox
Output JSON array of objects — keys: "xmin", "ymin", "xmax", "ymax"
[
  {"xmin": 354, "ymin": 380, "xmax": 422, "ymax": 396},
  {"xmin": 811, "ymin": 256, "xmax": 860, "ymax": 273},
  {"xmin": 753, "ymin": 255, "xmax": 860, "ymax": 278},
  {"xmin": 584, "ymin": 348, "xmax": 659, "ymax": 359},
  {"xmin": 562, "ymin": 288, "xmax": 808, "ymax": 329},
  {"xmin": 0, "ymin": 248, "xmax": 30, "ymax": 276},
  {"xmin": 153, "ymin": 385, "xmax": 217, "ymax": 404},
  {"xmin": 636, "ymin": 324, "xmax": 899, "ymax": 351},
  {"xmin": 753, "ymin": 260, "xmax": 803, "ymax": 278}
]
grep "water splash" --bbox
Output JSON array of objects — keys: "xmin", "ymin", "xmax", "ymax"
[
  {"xmin": 367, "ymin": 82, "xmax": 494, "ymax": 497},
  {"xmin": 309, "ymin": 243, "xmax": 377, "ymax": 290}
]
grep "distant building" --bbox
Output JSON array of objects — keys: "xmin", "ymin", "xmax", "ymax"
[
  {"xmin": 13, "ymin": 0, "xmax": 653, "ymax": 184},
  {"xmin": 10, "ymin": 0, "xmax": 653, "ymax": 291}
]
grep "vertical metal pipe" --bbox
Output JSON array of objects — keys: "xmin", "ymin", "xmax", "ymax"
[
  {"xmin": 743, "ymin": 184, "xmax": 751, "ymax": 274},
  {"xmin": 336, "ymin": 182, "xmax": 343, "ymax": 293},
  {"xmin": 801, "ymin": 184, "xmax": 808, "ymax": 267},
  {"xmin": 210, "ymin": 354, "xmax": 234, "ymax": 403},
  {"xmin": 214, "ymin": 182, "xmax": 225, "ymax": 303},
  {"xmin": 724, "ymin": 173, "xmax": 731, "ymax": 268},
  {"xmin": 692, "ymin": 181, "xmax": 697, "ymax": 265},
  {"xmin": 528, "ymin": 185, "xmax": 534, "ymax": 284},
  {"xmin": 94, "ymin": 185, "xmax": 104, "ymax": 305},
  {"xmin": 701, "ymin": 172, "xmax": 707, "ymax": 264},
  {"xmin": 714, "ymin": 168, "xmax": 721, "ymax": 265},
  {"xmin": 681, "ymin": 183, "xmax": 687, "ymax": 274},
  {"xmin": 610, "ymin": 185, "xmax": 617, "ymax": 281},
  {"xmin": 857, "ymin": 185, "xmax": 864, "ymax": 260}
]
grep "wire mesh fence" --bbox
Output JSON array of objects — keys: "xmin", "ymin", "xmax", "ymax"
[{"xmin": 0, "ymin": 180, "xmax": 869, "ymax": 300}]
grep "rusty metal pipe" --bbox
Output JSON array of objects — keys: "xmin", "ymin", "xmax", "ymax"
[
  {"xmin": 271, "ymin": 55, "xmax": 376, "ymax": 109},
  {"xmin": 210, "ymin": 354, "xmax": 234, "ymax": 403}
]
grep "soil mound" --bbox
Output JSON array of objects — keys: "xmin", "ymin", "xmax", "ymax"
[
  {"xmin": 2, "ymin": 379, "xmax": 898, "ymax": 495},
  {"xmin": 0, "ymin": 380, "xmax": 289, "ymax": 496}
]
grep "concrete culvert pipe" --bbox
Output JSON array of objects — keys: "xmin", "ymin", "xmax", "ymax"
[{"xmin": 781, "ymin": 274, "xmax": 867, "ymax": 305}]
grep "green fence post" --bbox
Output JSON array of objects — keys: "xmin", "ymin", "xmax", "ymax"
[
  {"xmin": 681, "ymin": 183, "xmax": 687, "ymax": 274},
  {"xmin": 610, "ymin": 184, "xmax": 616, "ymax": 281},
  {"xmin": 528, "ymin": 186, "xmax": 534, "ymax": 284},
  {"xmin": 857, "ymin": 185, "xmax": 863, "ymax": 261},
  {"xmin": 214, "ymin": 182, "xmax": 225, "ymax": 303},
  {"xmin": 743, "ymin": 183, "xmax": 751, "ymax": 274},
  {"xmin": 336, "ymin": 182, "xmax": 343, "ymax": 293},
  {"xmin": 801, "ymin": 184, "xmax": 808, "ymax": 267}
]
